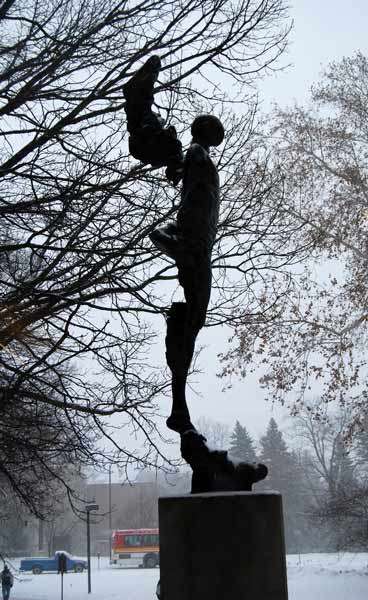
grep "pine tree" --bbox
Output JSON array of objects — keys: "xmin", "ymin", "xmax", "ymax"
[
  {"xmin": 228, "ymin": 421, "xmax": 257, "ymax": 463},
  {"xmin": 259, "ymin": 418, "xmax": 289, "ymax": 489},
  {"xmin": 258, "ymin": 418, "xmax": 309, "ymax": 552}
]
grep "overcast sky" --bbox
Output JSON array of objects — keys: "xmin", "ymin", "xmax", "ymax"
[
  {"xmin": 261, "ymin": 0, "xmax": 368, "ymax": 108},
  {"xmin": 167, "ymin": 0, "xmax": 368, "ymax": 443}
]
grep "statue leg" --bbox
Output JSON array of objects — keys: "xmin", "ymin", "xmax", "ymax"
[
  {"xmin": 165, "ymin": 302, "xmax": 198, "ymax": 434},
  {"xmin": 153, "ymin": 248, "xmax": 211, "ymax": 433},
  {"xmin": 150, "ymin": 233, "xmax": 212, "ymax": 328},
  {"xmin": 177, "ymin": 252, "xmax": 212, "ymax": 330},
  {"xmin": 166, "ymin": 372, "xmax": 195, "ymax": 434},
  {"xmin": 149, "ymin": 222, "xmax": 179, "ymax": 260}
]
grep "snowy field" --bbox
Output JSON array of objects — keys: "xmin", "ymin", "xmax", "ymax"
[{"xmin": 9, "ymin": 553, "xmax": 368, "ymax": 600}]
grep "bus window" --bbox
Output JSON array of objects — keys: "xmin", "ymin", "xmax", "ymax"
[
  {"xmin": 125, "ymin": 535, "xmax": 142, "ymax": 547},
  {"xmin": 145, "ymin": 534, "xmax": 159, "ymax": 546}
]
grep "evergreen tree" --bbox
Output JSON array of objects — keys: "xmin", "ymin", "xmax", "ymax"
[
  {"xmin": 228, "ymin": 421, "xmax": 257, "ymax": 463},
  {"xmin": 259, "ymin": 418, "xmax": 289, "ymax": 489},
  {"xmin": 259, "ymin": 418, "xmax": 309, "ymax": 552}
]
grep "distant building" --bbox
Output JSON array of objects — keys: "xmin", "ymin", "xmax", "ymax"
[
  {"xmin": 86, "ymin": 470, "xmax": 191, "ymax": 555},
  {"xmin": 86, "ymin": 479, "xmax": 160, "ymax": 555}
]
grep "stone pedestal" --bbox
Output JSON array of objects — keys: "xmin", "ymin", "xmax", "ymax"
[{"xmin": 158, "ymin": 491, "xmax": 288, "ymax": 600}]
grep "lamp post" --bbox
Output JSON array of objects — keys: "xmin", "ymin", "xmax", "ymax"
[
  {"xmin": 86, "ymin": 503, "xmax": 99, "ymax": 594},
  {"xmin": 108, "ymin": 466, "xmax": 112, "ymax": 563}
]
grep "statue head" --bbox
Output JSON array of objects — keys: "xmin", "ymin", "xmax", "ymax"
[{"xmin": 191, "ymin": 115, "xmax": 225, "ymax": 148}]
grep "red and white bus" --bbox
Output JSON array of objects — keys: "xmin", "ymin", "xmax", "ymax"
[{"xmin": 111, "ymin": 528, "xmax": 159, "ymax": 568}]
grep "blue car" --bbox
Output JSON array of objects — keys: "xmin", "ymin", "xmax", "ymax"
[{"xmin": 20, "ymin": 551, "xmax": 87, "ymax": 574}]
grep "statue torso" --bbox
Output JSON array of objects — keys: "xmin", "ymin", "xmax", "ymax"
[{"xmin": 177, "ymin": 143, "xmax": 220, "ymax": 253}]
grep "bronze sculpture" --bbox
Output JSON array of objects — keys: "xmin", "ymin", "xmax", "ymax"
[
  {"xmin": 151, "ymin": 114, "xmax": 224, "ymax": 435},
  {"xmin": 123, "ymin": 56, "xmax": 267, "ymax": 493}
]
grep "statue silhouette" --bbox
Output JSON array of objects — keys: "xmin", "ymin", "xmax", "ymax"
[{"xmin": 124, "ymin": 55, "xmax": 267, "ymax": 492}]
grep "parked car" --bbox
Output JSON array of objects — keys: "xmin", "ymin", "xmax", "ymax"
[{"xmin": 20, "ymin": 551, "xmax": 87, "ymax": 574}]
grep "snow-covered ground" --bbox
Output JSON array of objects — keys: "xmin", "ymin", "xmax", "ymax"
[
  {"xmin": 9, "ymin": 553, "xmax": 368, "ymax": 599},
  {"xmin": 287, "ymin": 553, "xmax": 368, "ymax": 600}
]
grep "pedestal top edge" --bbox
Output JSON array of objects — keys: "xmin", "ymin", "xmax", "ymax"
[{"xmin": 159, "ymin": 490, "xmax": 282, "ymax": 501}]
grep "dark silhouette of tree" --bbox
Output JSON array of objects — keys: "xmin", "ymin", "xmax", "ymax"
[
  {"xmin": 0, "ymin": 391, "xmax": 94, "ymax": 516},
  {"xmin": 0, "ymin": 0, "xmax": 291, "ymax": 514},
  {"xmin": 228, "ymin": 420, "xmax": 257, "ymax": 462}
]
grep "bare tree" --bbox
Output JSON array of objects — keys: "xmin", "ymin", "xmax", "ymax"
[
  {"xmin": 290, "ymin": 404, "xmax": 368, "ymax": 550},
  {"xmin": 0, "ymin": 385, "xmax": 96, "ymax": 515},
  {"xmin": 0, "ymin": 0, "xmax": 292, "ymax": 513},
  {"xmin": 42, "ymin": 471, "xmax": 89, "ymax": 555},
  {"xmin": 195, "ymin": 416, "xmax": 229, "ymax": 449},
  {"xmin": 292, "ymin": 406, "xmax": 357, "ymax": 499},
  {"xmin": 0, "ymin": 494, "xmax": 35, "ymax": 556},
  {"xmin": 221, "ymin": 52, "xmax": 368, "ymax": 439}
]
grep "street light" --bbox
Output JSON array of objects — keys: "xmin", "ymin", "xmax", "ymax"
[
  {"xmin": 86, "ymin": 503, "xmax": 99, "ymax": 594},
  {"xmin": 108, "ymin": 466, "xmax": 112, "ymax": 563}
]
